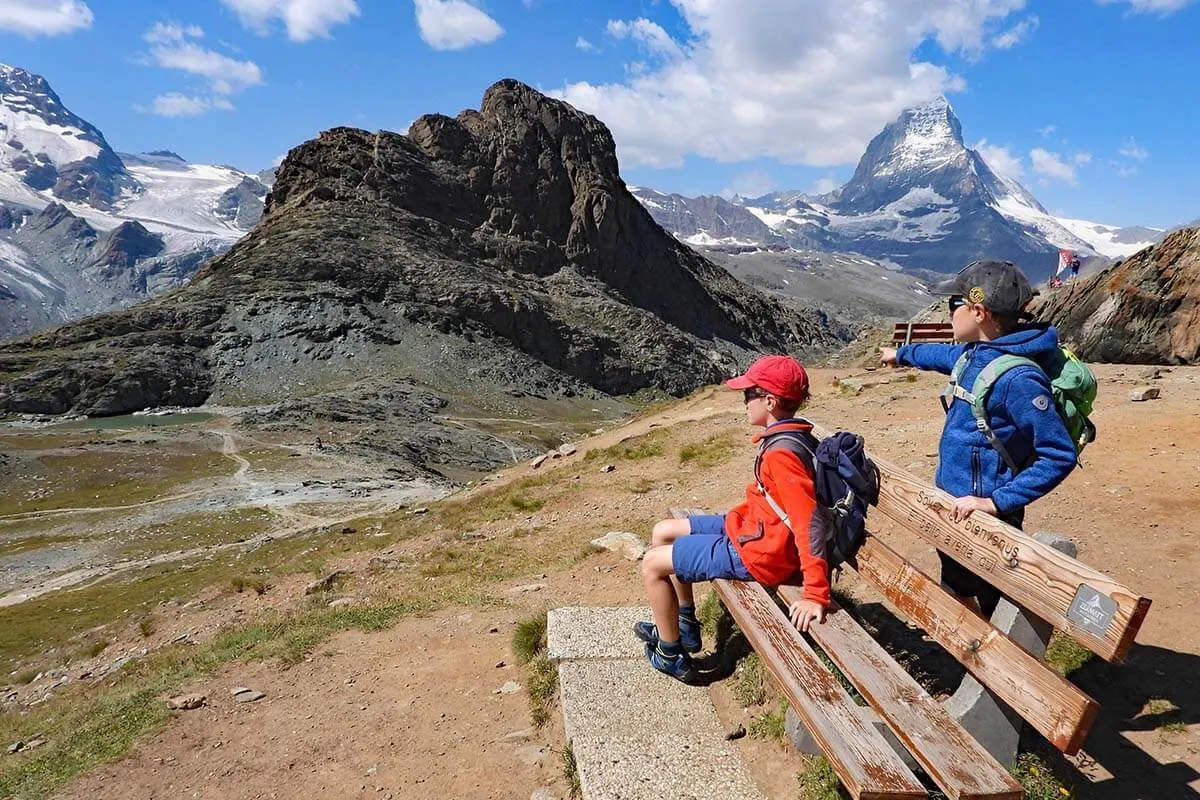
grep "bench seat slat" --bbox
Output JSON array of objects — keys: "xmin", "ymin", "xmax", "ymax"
[
  {"xmin": 776, "ymin": 584, "xmax": 1024, "ymax": 800},
  {"xmin": 809, "ymin": 424, "xmax": 1151, "ymax": 663},
  {"xmin": 712, "ymin": 578, "xmax": 928, "ymax": 800},
  {"xmin": 835, "ymin": 536, "xmax": 1098, "ymax": 753}
]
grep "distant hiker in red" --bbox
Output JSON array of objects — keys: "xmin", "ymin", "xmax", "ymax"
[{"xmin": 634, "ymin": 355, "xmax": 830, "ymax": 682}]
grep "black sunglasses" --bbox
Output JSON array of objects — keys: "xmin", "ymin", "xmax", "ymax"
[
  {"xmin": 742, "ymin": 388, "xmax": 770, "ymax": 403},
  {"xmin": 948, "ymin": 295, "xmax": 967, "ymax": 313}
]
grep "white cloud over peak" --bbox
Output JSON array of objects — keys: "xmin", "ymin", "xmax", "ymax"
[
  {"xmin": 413, "ymin": 0, "xmax": 503, "ymax": 50},
  {"xmin": 1030, "ymin": 147, "xmax": 1078, "ymax": 185},
  {"xmin": 1097, "ymin": 0, "xmax": 1198, "ymax": 14},
  {"xmin": 990, "ymin": 15, "xmax": 1038, "ymax": 49},
  {"xmin": 1120, "ymin": 137, "xmax": 1149, "ymax": 160},
  {"xmin": 607, "ymin": 18, "xmax": 684, "ymax": 61},
  {"xmin": 220, "ymin": 0, "xmax": 359, "ymax": 42},
  {"xmin": 143, "ymin": 93, "xmax": 213, "ymax": 117},
  {"xmin": 721, "ymin": 169, "xmax": 773, "ymax": 199},
  {"xmin": 0, "ymin": 0, "xmax": 92, "ymax": 37},
  {"xmin": 975, "ymin": 139, "xmax": 1025, "ymax": 181},
  {"xmin": 553, "ymin": 0, "xmax": 1028, "ymax": 169},
  {"xmin": 139, "ymin": 22, "xmax": 262, "ymax": 116}
]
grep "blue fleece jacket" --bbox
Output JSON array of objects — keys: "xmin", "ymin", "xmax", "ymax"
[{"xmin": 896, "ymin": 324, "xmax": 1077, "ymax": 514}]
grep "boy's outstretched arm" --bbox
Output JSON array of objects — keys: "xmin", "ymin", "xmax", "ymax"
[{"xmin": 889, "ymin": 342, "xmax": 968, "ymax": 374}]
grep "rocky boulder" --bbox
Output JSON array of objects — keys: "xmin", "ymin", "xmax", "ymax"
[{"xmin": 1032, "ymin": 227, "xmax": 1200, "ymax": 364}]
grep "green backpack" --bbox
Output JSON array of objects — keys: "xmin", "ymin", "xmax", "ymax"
[{"xmin": 944, "ymin": 347, "xmax": 1098, "ymax": 472}]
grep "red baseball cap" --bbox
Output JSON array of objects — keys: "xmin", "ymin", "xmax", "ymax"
[{"xmin": 725, "ymin": 355, "xmax": 810, "ymax": 402}]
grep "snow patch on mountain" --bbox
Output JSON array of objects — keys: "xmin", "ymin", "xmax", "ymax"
[
  {"xmin": 0, "ymin": 102, "xmax": 101, "ymax": 170},
  {"xmin": 119, "ymin": 159, "xmax": 259, "ymax": 244}
]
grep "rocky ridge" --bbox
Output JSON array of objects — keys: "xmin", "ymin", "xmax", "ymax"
[
  {"xmin": 1033, "ymin": 226, "xmax": 1200, "ymax": 364},
  {"xmin": 0, "ymin": 80, "xmax": 832, "ymax": 478}
]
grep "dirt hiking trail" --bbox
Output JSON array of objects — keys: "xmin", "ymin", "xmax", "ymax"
[{"xmin": 14, "ymin": 366, "xmax": 1200, "ymax": 799}]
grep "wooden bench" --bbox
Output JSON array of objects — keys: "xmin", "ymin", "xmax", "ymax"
[
  {"xmin": 671, "ymin": 423, "xmax": 1151, "ymax": 800},
  {"xmin": 892, "ymin": 321, "xmax": 954, "ymax": 346}
]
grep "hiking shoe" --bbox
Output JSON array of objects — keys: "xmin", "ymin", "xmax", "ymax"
[
  {"xmin": 644, "ymin": 642, "xmax": 695, "ymax": 682},
  {"xmin": 633, "ymin": 620, "xmax": 702, "ymax": 653}
]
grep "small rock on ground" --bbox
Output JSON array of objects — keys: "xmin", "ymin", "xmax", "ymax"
[{"xmin": 166, "ymin": 693, "xmax": 207, "ymax": 710}]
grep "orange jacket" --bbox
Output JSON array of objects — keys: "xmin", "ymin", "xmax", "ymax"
[{"xmin": 724, "ymin": 423, "xmax": 832, "ymax": 605}]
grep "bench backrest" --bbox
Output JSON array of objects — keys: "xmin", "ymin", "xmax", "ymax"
[
  {"xmin": 807, "ymin": 421, "xmax": 1149, "ymax": 751},
  {"xmin": 892, "ymin": 321, "xmax": 954, "ymax": 346}
]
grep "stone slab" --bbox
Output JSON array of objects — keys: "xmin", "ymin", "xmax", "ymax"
[
  {"xmin": 547, "ymin": 606, "xmax": 651, "ymax": 662},
  {"xmin": 551, "ymin": 607, "xmax": 765, "ymax": 800}
]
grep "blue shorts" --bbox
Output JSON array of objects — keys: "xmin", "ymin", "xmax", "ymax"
[{"xmin": 671, "ymin": 514, "xmax": 753, "ymax": 583}]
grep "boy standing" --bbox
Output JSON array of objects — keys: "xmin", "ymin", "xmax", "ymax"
[
  {"xmin": 636, "ymin": 355, "xmax": 831, "ymax": 682},
  {"xmin": 880, "ymin": 260, "xmax": 1077, "ymax": 617}
]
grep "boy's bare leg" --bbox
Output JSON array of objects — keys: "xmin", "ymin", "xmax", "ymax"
[
  {"xmin": 641, "ymin": 544, "xmax": 681, "ymax": 643},
  {"xmin": 650, "ymin": 518, "xmax": 694, "ymax": 608}
]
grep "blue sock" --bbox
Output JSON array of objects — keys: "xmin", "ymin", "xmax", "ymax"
[
  {"xmin": 656, "ymin": 639, "xmax": 682, "ymax": 656},
  {"xmin": 679, "ymin": 604, "xmax": 698, "ymax": 623}
]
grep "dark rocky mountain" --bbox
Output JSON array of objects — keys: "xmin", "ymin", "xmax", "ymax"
[
  {"xmin": 0, "ymin": 64, "xmax": 269, "ymax": 339},
  {"xmin": 633, "ymin": 98, "xmax": 1164, "ymax": 280},
  {"xmin": 0, "ymin": 80, "xmax": 832, "ymax": 478},
  {"xmin": 1032, "ymin": 226, "xmax": 1200, "ymax": 364}
]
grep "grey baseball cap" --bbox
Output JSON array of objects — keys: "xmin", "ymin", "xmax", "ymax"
[{"xmin": 929, "ymin": 260, "xmax": 1034, "ymax": 316}]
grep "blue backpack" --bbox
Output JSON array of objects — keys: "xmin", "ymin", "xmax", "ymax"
[{"xmin": 755, "ymin": 427, "xmax": 881, "ymax": 570}]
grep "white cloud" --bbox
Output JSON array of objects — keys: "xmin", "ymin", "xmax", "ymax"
[
  {"xmin": 144, "ymin": 23, "xmax": 263, "ymax": 95},
  {"xmin": 553, "ymin": 0, "xmax": 1028, "ymax": 169},
  {"xmin": 413, "ymin": 0, "xmax": 503, "ymax": 50},
  {"xmin": 0, "ymin": 0, "xmax": 92, "ymax": 37},
  {"xmin": 1030, "ymin": 147, "xmax": 1077, "ymax": 185},
  {"xmin": 607, "ymin": 18, "xmax": 685, "ymax": 61},
  {"xmin": 1096, "ymin": 0, "xmax": 1197, "ymax": 14},
  {"xmin": 721, "ymin": 169, "xmax": 773, "ymax": 199},
  {"xmin": 1037, "ymin": 124, "xmax": 1057, "ymax": 137},
  {"xmin": 975, "ymin": 139, "xmax": 1025, "ymax": 180},
  {"xmin": 809, "ymin": 177, "xmax": 840, "ymax": 196},
  {"xmin": 575, "ymin": 36, "xmax": 598, "ymax": 53},
  {"xmin": 1073, "ymin": 152, "xmax": 1092, "ymax": 165},
  {"xmin": 990, "ymin": 15, "xmax": 1038, "ymax": 49},
  {"xmin": 220, "ymin": 0, "xmax": 359, "ymax": 42},
  {"xmin": 141, "ymin": 92, "xmax": 215, "ymax": 117},
  {"xmin": 1119, "ymin": 137, "xmax": 1148, "ymax": 160},
  {"xmin": 139, "ymin": 23, "xmax": 262, "ymax": 116}
]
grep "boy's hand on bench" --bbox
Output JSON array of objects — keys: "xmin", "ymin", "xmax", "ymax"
[
  {"xmin": 788, "ymin": 597, "xmax": 827, "ymax": 632},
  {"xmin": 879, "ymin": 347, "xmax": 898, "ymax": 366},
  {"xmin": 948, "ymin": 495, "xmax": 998, "ymax": 523}
]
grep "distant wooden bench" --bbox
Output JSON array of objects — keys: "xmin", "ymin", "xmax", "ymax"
[
  {"xmin": 892, "ymin": 321, "xmax": 954, "ymax": 346},
  {"xmin": 672, "ymin": 424, "xmax": 1151, "ymax": 800}
]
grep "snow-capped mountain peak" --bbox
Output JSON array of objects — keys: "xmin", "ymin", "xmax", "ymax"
[
  {"xmin": 1, "ymin": 63, "xmax": 135, "ymax": 211},
  {"xmin": 632, "ymin": 97, "xmax": 1166, "ymax": 275},
  {"xmin": 1, "ymin": 63, "xmax": 270, "ymax": 338}
]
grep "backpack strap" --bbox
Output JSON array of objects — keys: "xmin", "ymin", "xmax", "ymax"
[
  {"xmin": 754, "ymin": 427, "xmax": 817, "ymax": 534},
  {"xmin": 940, "ymin": 351, "xmax": 974, "ymax": 412},
  {"xmin": 968, "ymin": 354, "xmax": 1041, "ymax": 473},
  {"xmin": 942, "ymin": 350, "xmax": 1043, "ymax": 473}
]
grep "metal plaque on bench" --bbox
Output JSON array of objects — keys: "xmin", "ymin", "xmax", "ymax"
[{"xmin": 1066, "ymin": 584, "xmax": 1118, "ymax": 636}]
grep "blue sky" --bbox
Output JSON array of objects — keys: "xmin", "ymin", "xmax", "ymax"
[{"xmin": 1, "ymin": 0, "xmax": 1197, "ymax": 228}]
